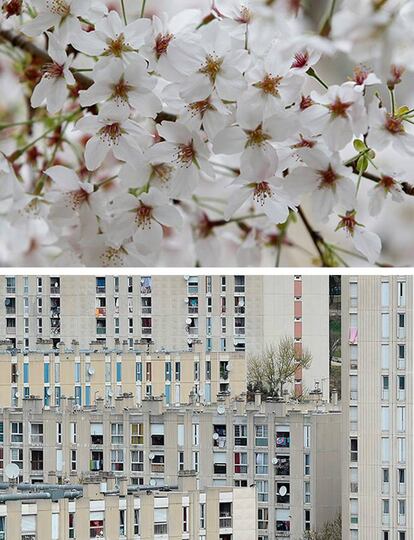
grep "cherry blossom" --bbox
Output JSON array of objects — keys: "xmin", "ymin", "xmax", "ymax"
[
  {"xmin": 31, "ymin": 32, "xmax": 75, "ymax": 114},
  {"xmin": 1, "ymin": 0, "xmax": 414, "ymax": 267},
  {"xmin": 75, "ymin": 104, "xmax": 152, "ymax": 170}
]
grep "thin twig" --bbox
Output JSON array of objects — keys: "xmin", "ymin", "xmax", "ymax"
[
  {"xmin": 298, "ymin": 206, "xmax": 329, "ymax": 266},
  {"xmin": 0, "ymin": 27, "xmax": 93, "ymax": 89}
]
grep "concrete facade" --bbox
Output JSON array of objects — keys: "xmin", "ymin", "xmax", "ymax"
[
  {"xmin": 0, "ymin": 275, "xmax": 330, "ymax": 400},
  {"xmin": 341, "ymin": 275, "xmax": 412, "ymax": 540},
  {"xmin": 0, "ymin": 394, "xmax": 341, "ymax": 540}
]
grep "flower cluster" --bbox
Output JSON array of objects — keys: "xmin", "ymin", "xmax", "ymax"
[{"xmin": 1, "ymin": 0, "xmax": 414, "ymax": 266}]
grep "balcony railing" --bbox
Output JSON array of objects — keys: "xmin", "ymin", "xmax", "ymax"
[
  {"xmin": 95, "ymin": 307, "xmax": 106, "ymax": 317},
  {"xmin": 234, "ymin": 327, "xmax": 245, "ymax": 335},
  {"xmin": 141, "ymin": 306, "xmax": 152, "ymax": 314},
  {"xmin": 96, "ymin": 286, "xmax": 106, "ymax": 294},
  {"xmin": 187, "ymin": 327, "xmax": 198, "ymax": 335},
  {"xmin": 50, "ymin": 287, "xmax": 60, "ymax": 294},
  {"xmin": 141, "ymin": 286, "xmax": 152, "ymax": 295},
  {"xmin": 219, "ymin": 517, "xmax": 232, "ymax": 529},
  {"xmin": 142, "ymin": 327, "xmax": 152, "ymax": 335},
  {"xmin": 30, "ymin": 435, "xmax": 43, "ymax": 445},
  {"xmin": 154, "ymin": 524, "xmax": 168, "ymax": 535},
  {"xmin": 234, "ymin": 306, "xmax": 245, "ymax": 314},
  {"xmin": 96, "ymin": 327, "xmax": 106, "ymax": 335},
  {"xmin": 6, "ymin": 326, "xmax": 16, "ymax": 335},
  {"xmin": 6, "ymin": 286, "xmax": 16, "ymax": 294},
  {"xmin": 188, "ymin": 307, "xmax": 198, "ymax": 314},
  {"xmin": 151, "ymin": 463, "xmax": 165, "ymax": 473},
  {"xmin": 6, "ymin": 306, "xmax": 16, "ymax": 315}
]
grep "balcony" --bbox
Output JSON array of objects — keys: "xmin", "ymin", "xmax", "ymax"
[
  {"xmin": 96, "ymin": 327, "xmax": 106, "ymax": 335},
  {"xmin": 151, "ymin": 463, "xmax": 165, "ymax": 473},
  {"xmin": 142, "ymin": 327, "xmax": 152, "ymax": 335},
  {"xmin": 30, "ymin": 434, "xmax": 44, "ymax": 445},
  {"xmin": 50, "ymin": 286, "xmax": 60, "ymax": 295},
  {"xmin": 234, "ymin": 327, "xmax": 245, "ymax": 336},
  {"xmin": 187, "ymin": 327, "xmax": 198, "ymax": 335},
  {"xmin": 154, "ymin": 524, "xmax": 168, "ymax": 535},
  {"xmin": 6, "ymin": 306, "xmax": 16, "ymax": 315},
  {"xmin": 6, "ymin": 325, "xmax": 16, "ymax": 335},
  {"xmin": 96, "ymin": 286, "xmax": 106, "ymax": 294},
  {"xmin": 95, "ymin": 307, "xmax": 107, "ymax": 317},
  {"xmin": 188, "ymin": 306, "xmax": 198, "ymax": 314},
  {"xmin": 141, "ymin": 306, "xmax": 151, "ymax": 314},
  {"xmin": 50, "ymin": 307, "xmax": 60, "ymax": 318},
  {"xmin": 234, "ymin": 306, "xmax": 245, "ymax": 314},
  {"xmin": 6, "ymin": 286, "xmax": 16, "ymax": 294}
]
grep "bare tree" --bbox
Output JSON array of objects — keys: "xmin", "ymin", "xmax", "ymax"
[
  {"xmin": 302, "ymin": 514, "xmax": 342, "ymax": 540},
  {"xmin": 248, "ymin": 337, "xmax": 312, "ymax": 398}
]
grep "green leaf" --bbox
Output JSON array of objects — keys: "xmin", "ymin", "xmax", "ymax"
[
  {"xmin": 357, "ymin": 155, "xmax": 368, "ymax": 173},
  {"xmin": 353, "ymin": 139, "xmax": 366, "ymax": 152}
]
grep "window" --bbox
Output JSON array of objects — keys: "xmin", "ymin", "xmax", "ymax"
[
  {"xmin": 304, "ymin": 425, "xmax": 311, "ymax": 448},
  {"xmin": 397, "ymin": 280, "xmax": 406, "ymax": 307},
  {"xmin": 397, "ymin": 406, "xmax": 406, "ymax": 432},
  {"xmin": 255, "ymin": 452, "xmax": 268, "ymax": 475},
  {"xmin": 131, "ymin": 423, "xmax": 144, "ymax": 445},
  {"xmin": 235, "ymin": 275, "xmax": 245, "ymax": 293},
  {"xmin": 349, "ymin": 281, "xmax": 358, "ymax": 307},
  {"xmin": 133, "ymin": 509, "xmax": 140, "ymax": 535},
  {"xmin": 213, "ymin": 452, "xmax": 227, "ymax": 474},
  {"xmin": 398, "ymin": 500, "xmax": 406, "ymax": 525},
  {"xmin": 175, "ymin": 362, "xmax": 181, "ymax": 381},
  {"xmin": 382, "ymin": 500, "xmax": 390, "ymax": 525},
  {"xmin": 234, "ymin": 452, "xmax": 248, "ymax": 474},
  {"xmin": 131, "ymin": 450, "xmax": 144, "ymax": 472},
  {"xmin": 381, "ymin": 281, "xmax": 389, "ymax": 307},
  {"xmin": 276, "ymin": 428, "xmax": 290, "ymax": 448},
  {"xmin": 350, "ymin": 499, "xmax": 358, "ymax": 524},
  {"xmin": 304, "ymin": 454, "xmax": 311, "ymax": 475},
  {"xmin": 111, "ymin": 449, "xmax": 124, "ymax": 471},
  {"xmin": 90, "ymin": 512, "xmax": 104, "ymax": 538},
  {"xmin": 382, "ymin": 376, "xmax": 389, "ymax": 400},
  {"xmin": 192, "ymin": 451, "xmax": 199, "ymax": 472},
  {"xmin": 178, "ymin": 451, "xmax": 184, "ymax": 471},
  {"xmin": 234, "ymin": 424, "xmax": 247, "ymax": 446},
  {"xmin": 31, "ymin": 449, "xmax": 43, "ymax": 471},
  {"xmin": 398, "ymin": 468, "xmax": 406, "ymax": 494},
  {"xmin": 397, "ymin": 375, "xmax": 405, "ymax": 401},
  {"xmin": 255, "ymin": 425, "xmax": 268, "ymax": 446},
  {"xmin": 397, "ymin": 313, "xmax": 406, "ymax": 339},
  {"xmin": 30, "ymin": 423, "xmax": 43, "ymax": 444},
  {"xmin": 382, "ymin": 438, "xmax": 390, "ymax": 463},
  {"xmin": 382, "ymin": 313, "xmax": 390, "ymax": 339},
  {"xmin": 200, "ymin": 503, "xmax": 206, "ymax": 529},
  {"xmin": 256, "ymin": 479, "xmax": 268, "ymax": 502},
  {"xmin": 154, "ymin": 507, "xmax": 168, "ymax": 535},
  {"xmin": 69, "ymin": 513, "xmax": 75, "ymax": 539},
  {"xmin": 192, "ymin": 423, "xmax": 199, "ymax": 446},
  {"xmin": 11, "ymin": 422, "xmax": 23, "ymax": 443},
  {"xmin": 350, "ymin": 438, "xmax": 358, "ymax": 462},
  {"xmin": 398, "ymin": 438, "xmax": 406, "ymax": 463},
  {"xmin": 71, "ymin": 449, "xmax": 77, "ymax": 471},
  {"xmin": 350, "ymin": 406, "xmax": 358, "ymax": 431},
  {"xmin": 258, "ymin": 507, "xmax": 268, "ymax": 530},
  {"xmin": 151, "ymin": 424, "xmax": 165, "ymax": 446},
  {"xmin": 350, "ymin": 375, "xmax": 358, "ymax": 400},
  {"xmin": 276, "ymin": 482, "xmax": 290, "ymax": 503},
  {"xmin": 304, "ymin": 480, "xmax": 311, "ymax": 503},
  {"xmin": 381, "ymin": 406, "xmax": 390, "ymax": 431},
  {"xmin": 6, "ymin": 276, "xmax": 16, "ymax": 293},
  {"xmin": 304, "ymin": 509, "xmax": 311, "ymax": 531},
  {"xmin": 96, "ymin": 276, "xmax": 106, "ymax": 294},
  {"xmin": 182, "ymin": 506, "xmax": 189, "ymax": 533},
  {"xmin": 275, "ymin": 455, "xmax": 290, "ymax": 476},
  {"xmin": 119, "ymin": 509, "xmax": 126, "ymax": 536},
  {"xmin": 398, "ymin": 345, "xmax": 406, "ymax": 369},
  {"xmin": 11, "ymin": 447, "xmax": 23, "ymax": 468},
  {"xmin": 382, "ymin": 468, "xmax": 389, "ymax": 494},
  {"xmin": 350, "ymin": 468, "xmax": 358, "ymax": 493}
]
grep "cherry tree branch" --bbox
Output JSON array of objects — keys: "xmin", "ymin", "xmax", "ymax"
[
  {"xmin": 0, "ymin": 26, "xmax": 93, "ymax": 89},
  {"xmin": 298, "ymin": 206, "xmax": 330, "ymax": 266},
  {"xmin": 348, "ymin": 162, "xmax": 414, "ymax": 195}
]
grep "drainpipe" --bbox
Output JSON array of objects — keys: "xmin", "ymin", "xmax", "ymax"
[{"xmin": 0, "ymin": 493, "xmax": 51, "ymax": 502}]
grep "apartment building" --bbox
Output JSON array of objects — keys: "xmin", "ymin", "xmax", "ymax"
[
  {"xmin": 0, "ymin": 275, "xmax": 330, "ymax": 400},
  {"xmin": 0, "ymin": 341, "xmax": 246, "ymax": 409},
  {"xmin": 0, "ymin": 470, "xmax": 256, "ymax": 540},
  {"xmin": 0, "ymin": 393, "xmax": 341, "ymax": 539},
  {"xmin": 341, "ymin": 276, "xmax": 413, "ymax": 540}
]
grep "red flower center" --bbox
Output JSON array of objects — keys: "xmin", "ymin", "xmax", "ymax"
[{"xmin": 154, "ymin": 33, "xmax": 174, "ymax": 59}]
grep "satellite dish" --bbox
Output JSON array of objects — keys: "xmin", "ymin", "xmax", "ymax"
[
  {"xmin": 149, "ymin": 479, "xmax": 156, "ymax": 486},
  {"xmin": 148, "ymin": 453, "xmax": 155, "ymax": 461},
  {"xmin": 5, "ymin": 463, "xmax": 20, "ymax": 480},
  {"xmin": 185, "ymin": 318, "xmax": 192, "ymax": 325},
  {"xmin": 88, "ymin": 367, "xmax": 95, "ymax": 376},
  {"xmin": 184, "ymin": 299, "xmax": 189, "ymax": 304},
  {"xmin": 239, "ymin": 299, "xmax": 244, "ymax": 307},
  {"xmin": 183, "ymin": 276, "xmax": 189, "ymax": 281},
  {"xmin": 46, "ymin": 388, "xmax": 51, "ymax": 396},
  {"xmin": 213, "ymin": 432, "xmax": 219, "ymax": 440},
  {"xmin": 278, "ymin": 486, "xmax": 288, "ymax": 497},
  {"xmin": 217, "ymin": 405, "xmax": 225, "ymax": 415},
  {"xmin": 226, "ymin": 364, "xmax": 231, "ymax": 371},
  {"xmin": 14, "ymin": 392, "xmax": 20, "ymax": 398},
  {"xmin": 108, "ymin": 390, "xmax": 113, "ymax": 397},
  {"xmin": 187, "ymin": 339, "xmax": 193, "ymax": 345},
  {"xmin": 271, "ymin": 457, "xmax": 279, "ymax": 465}
]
